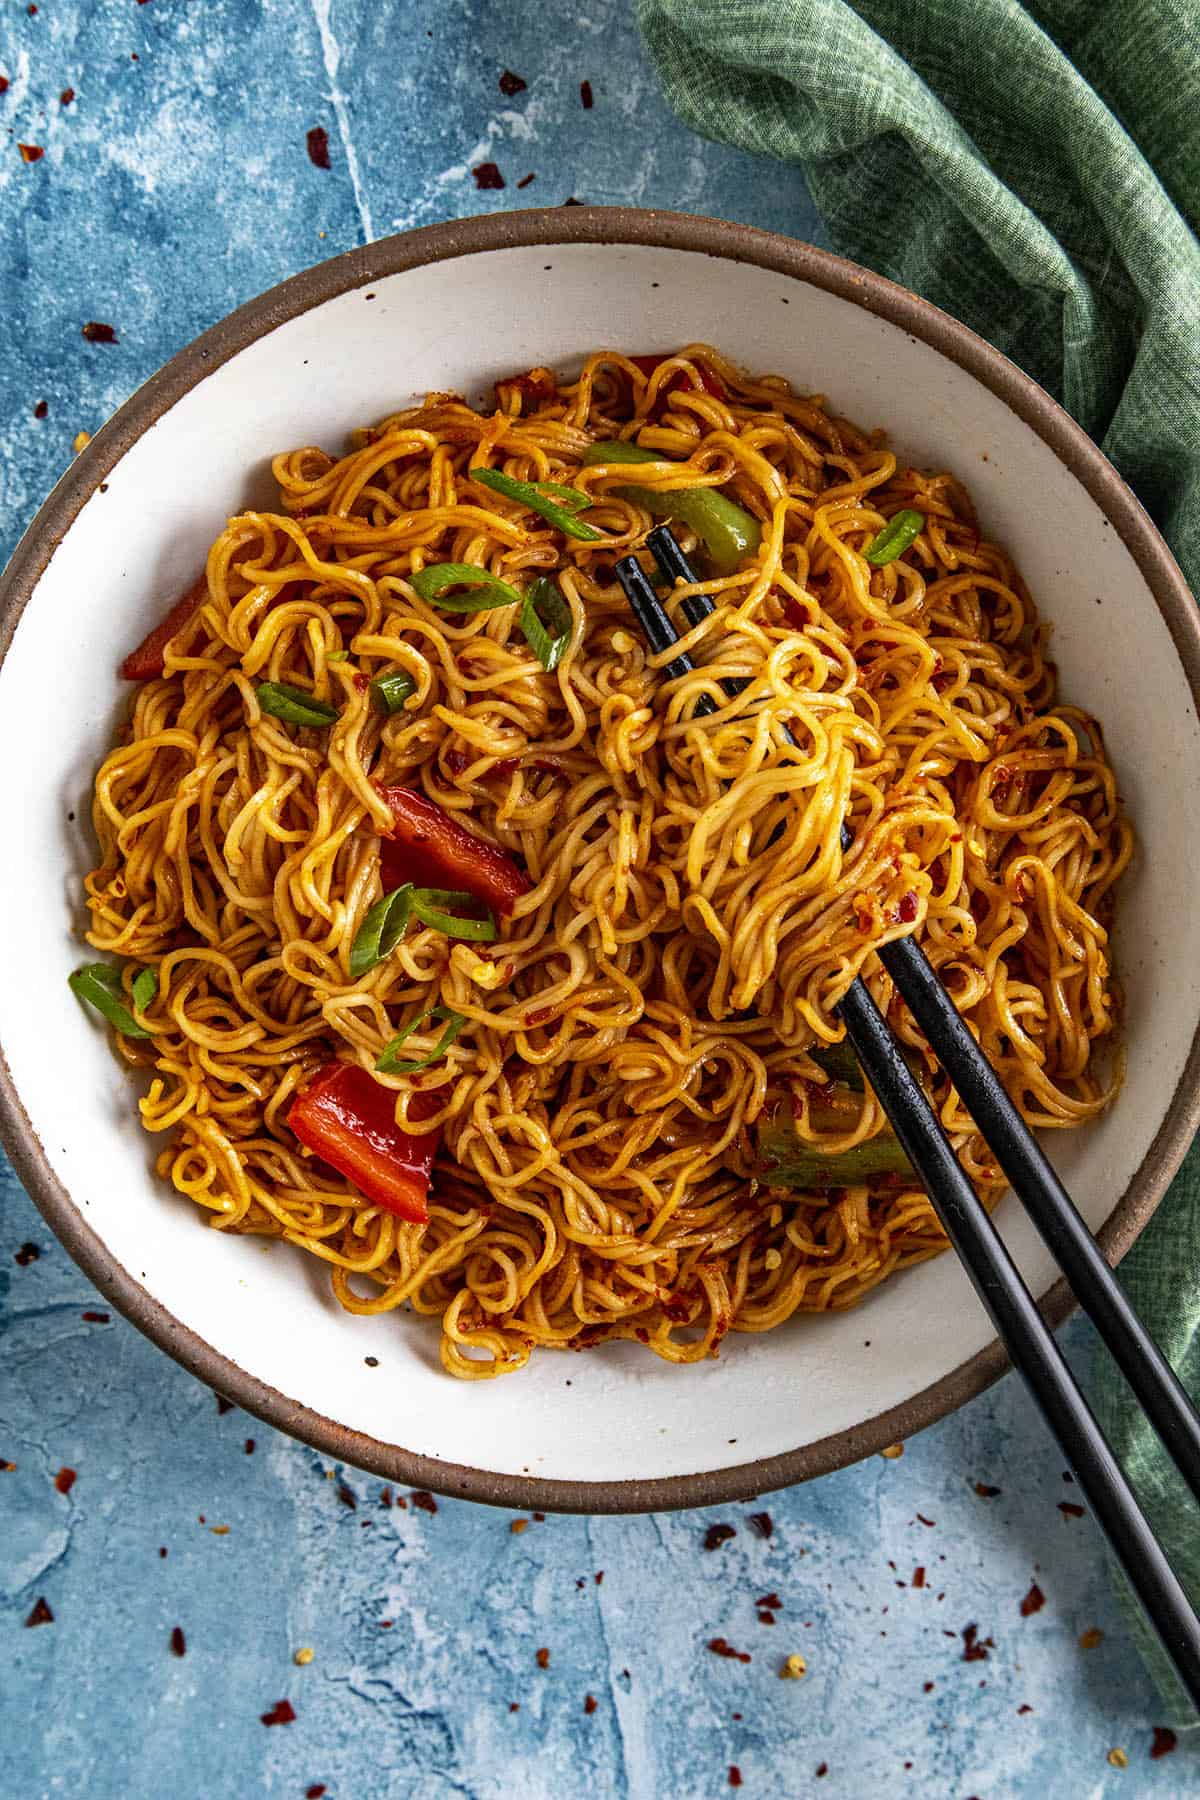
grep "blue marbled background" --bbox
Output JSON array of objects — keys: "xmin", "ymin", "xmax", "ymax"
[{"xmin": 0, "ymin": 2, "xmax": 1194, "ymax": 1795}]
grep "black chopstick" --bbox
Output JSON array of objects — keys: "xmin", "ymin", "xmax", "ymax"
[
  {"xmin": 644, "ymin": 526, "xmax": 1200, "ymax": 1507},
  {"xmin": 618, "ymin": 532, "xmax": 1200, "ymax": 1705}
]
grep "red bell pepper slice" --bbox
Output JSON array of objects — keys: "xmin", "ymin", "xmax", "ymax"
[
  {"xmin": 120, "ymin": 574, "xmax": 208, "ymax": 680},
  {"xmin": 375, "ymin": 785, "xmax": 531, "ymax": 918},
  {"xmin": 288, "ymin": 1061, "xmax": 440, "ymax": 1223}
]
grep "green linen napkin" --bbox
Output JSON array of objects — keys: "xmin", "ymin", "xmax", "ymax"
[{"xmin": 637, "ymin": 0, "xmax": 1200, "ymax": 1721}]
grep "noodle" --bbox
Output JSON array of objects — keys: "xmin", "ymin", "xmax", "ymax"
[{"xmin": 79, "ymin": 346, "xmax": 1132, "ymax": 1379}]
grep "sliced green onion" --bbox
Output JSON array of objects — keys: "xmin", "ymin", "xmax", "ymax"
[
  {"xmin": 327, "ymin": 649, "xmax": 351, "ymax": 663},
  {"xmin": 370, "ymin": 670, "xmax": 417, "ymax": 715},
  {"xmin": 256, "ymin": 682, "xmax": 339, "ymax": 728},
  {"xmin": 69, "ymin": 963, "xmax": 150, "ymax": 1039},
  {"xmin": 535, "ymin": 481, "xmax": 591, "ymax": 514},
  {"xmin": 520, "ymin": 578, "xmax": 573, "ymax": 672},
  {"xmin": 410, "ymin": 887, "xmax": 497, "ymax": 942},
  {"xmin": 472, "ymin": 466, "xmax": 602, "ymax": 542},
  {"xmin": 410, "ymin": 563, "xmax": 523, "ymax": 611},
  {"xmin": 349, "ymin": 884, "xmax": 415, "ymax": 978},
  {"xmin": 864, "ymin": 509, "xmax": 925, "ymax": 567},
  {"xmin": 376, "ymin": 1005, "xmax": 467, "ymax": 1075},
  {"xmin": 132, "ymin": 966, "xmax": 158, "ymax": 1014},
  {"xmin": 581, "ymin": 442, "xmax": 760, "ymax": 576},
  {"xmin": 754, "ymin": 1109, "xmax": 912, "ymax": 1189}
]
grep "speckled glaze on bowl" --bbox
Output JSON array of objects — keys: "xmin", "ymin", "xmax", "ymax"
[{"xmin": 2, "ymin": 208, "xmax": 1199, "ymax": 1514}]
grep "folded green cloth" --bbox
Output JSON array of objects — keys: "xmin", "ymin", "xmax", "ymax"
[{"xmin": 638, "ymin": 0, "xmax": 1200, "ymax": 1721}]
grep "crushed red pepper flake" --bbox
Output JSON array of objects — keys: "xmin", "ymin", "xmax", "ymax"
[
  {"xmin": 60, "ymin": 87, "xmax": 74, "ymax": 104},
  {"xmin": 1058, "ymin": 1501, "xmax": 1085, "ymax": 1518},
  {"xmin": 922, "ymin": 1681, "xmax": 935, "ymax": 1693},
  {"xmin": 1020, "ymin": 1583, "xmax": 1046, "ymax": 1617},
  {"xmin": 961, "ymin": 1624, "xmax": 993, "ymax": 1662},
  {"xmin": 82, "ymin": 321, "xmax": 118, "ymax": 344},
  {"xmin": 1079, "ymin": 1627, "xmax": 1104, "ymax": 1649},
  {"xmin": 916, "ymin": 1513, "xmax": 936, "ymax": 1527},
  {"xmin": 306, "ymin": 1788, "xmax": 327, "ymax": 1799},
  {"xmin": 594, "ymin": 1571, "xmax": 604, "ymax": 1584},
  {"xmin": 498, "ymin": 69, "xmax": 527, "ymax": 96},
  {"xmin": 509, "ymin": 1702, "xmax": 520, "ymax": 1713},
  {"xmin": 245, "ymin": 1439, "xmax": 255, "ymax": 1455},
  {"xmin": 517, "ymin": 172, "xmax": 535, "ymax": 188},
  {"xmin": 580, "ymin": 80, "xmax": 594, "ymax": 108},
  {"xmin": 158, "ymin": 1547, "xmax": 168, "ymax": 1558},
  {"xmin": 974, "ymin": 1482, "xmax": 1001, "ymax": 1498},
  {"xmin": 26, "ymin": 1596, "xmax": 54, "ymax": 1626},
  {"xmin": 261, "ymin": 1700, "xmax": 296, "ymax": 1727},
  {"xmin": 337, "ymin": 1483, "xmax": 356, "ymax": 1510},
  {"xmin": 411, "ymin": 1490, "xmax": 437, "ymax": 1514},
  {"xmin": 728, "ymin": 1769, "xmax": 742, "ymax": 1790},
  {"xmin": 1150, "ymin": 1726, "xmax": 1178, "ymax": 1759},
  {"xmin": 708, "ymin": 1638, "xmax": 751, "ymax": 1663},
  {"xmin": 912, "ymin": 1566, "xmax": 926, "ymax": 1589},
  {"xmin": 306, "ymin": 126, "xmax": 330, "ymax": 169},
  {"xmin": 1018, "ymin": 1703, "xmax": 1033, "ymax": 1715},
  {"xmin": 364, "ymin": 1356, "xmax": 379, "ymax": 1367},
  {"xmin": 15, "ymin": 1240, "xmax": 40, "ymax": 1262},
  {"xmin": 755, "ymin": 1593, "xmax": 782, "ymax": 1610},
  {"xmin": 535, "ymin": 1647, "xmax": 550, "ymax": 1669},
  {"xmin": 704, "ymin": 1523, "xmax": 736, "ymax": 1551},
  {"xmin": 816, "ymin": 1764, "xmax": 828, "ymax": 1778},
  {"xmin": 54, "ymin": 1467, "xmax": 76, "ymax": 1495},
  {"xmin": 0, "ymin": 76, "xmax": 8, "ymax": 94},
  {"xmin": 747, "ymin": 1511, "xmax": 773, "ymax": 1539},
  {"xmin": 472, "ymin": 161, "xmax": 504, "ymax": 190},
  {"xmin": 19, "ymin": 142, "xmax": 43, "ymax": 162},
  {"xmin": 757, "ymin": 1610, "xmax": 776, "ymax": 1625},
  {"xmin": 170, "ymin": 1626, "xmax": 186, "ymax": 1657},
  {"xmin": 215, "ymin": 1395, "xmax": 233, "ymax": 1415},
  {"xmin": 584, "ymin": 1694, "xmax": 597, "ymax": 1714},
  {"xmin": 82, "ymin": 1310, "xmax": 109, "ymax": 1322}
]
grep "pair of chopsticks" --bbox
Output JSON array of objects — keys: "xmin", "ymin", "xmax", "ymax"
[{"xmin": 617, "ymin": 525, "xmax": 1200, "ymax": 1705}]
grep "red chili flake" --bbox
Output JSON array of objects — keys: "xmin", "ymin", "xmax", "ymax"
[
  {"xmin": 260, "ymin": 1700, "xmax": 296, "ymax": 1727},
  {"xmin": 82, "ymin": 321, "xmax": 118, "ymax": 344},
  {"xmin": 15, "ymin": 1241, "xmax": 40, "ymax": 1263},
  {"xmin": 82, "ymin": 1311, "xmax": 109, "ymax": 1322},
  {"xmin": 498, "ymin": 70, "xmax": 526, "ymax": 96},
  {"xmin": 517, "ymin": 172, "xmax": 535, "ymax": 188},
  {"xmin": 532, "ymin": 1512, "xmax": 545, "ymax": 1523},
  {"xmin": 336, "ymin": 1483, "xmax": 356, "ymax": 1510},
  {"xmin": 472, "ymin": 161, "xmax": 505, "ymax": 190},
  {"xmin": 973, "ymin": 1482, "xmax": 1001, "ymax": 1498},
  {"xmin": 754, "ymin": 1593, "xmax": 782, "ymax": 1610},
  {"xmin": 728, "ymin": 1770, "xmax": 742, "ymax": 1790},
  {"xmin": 244, "ymin": 1439, "xmax": 255, "ymax": 1455},
  {"xmin": 379, "ymin": 1487, "xmax": 393, "ymax": 1508},
  {"xmin": 816, "ymin": 1765, "xmax": 828, "ymax": 1779},
  {"xmin": 444, "ymin": 748, "xmax": 471, "ymax": 776},
  {"xmin": 1019, "ymin": 1582, "xmax": 1045, "ymax": 1617},
  {"xmin": 215, "ymin": 1395, "xmax": 233, "ymax": 1415},
  {"xmin": 170, "ymin": 1626, "xmax": 186, "ymax": 1657},
  {"xmin": 708, "ymin": 1638, "xmax": 751, "ymax": 1664},
  {"xmin": 961, "ymin": 1624, "xmax": 993, "ymax": 1662},
  {"xmin": 1017, "ymin": 1703, "xmax": 1033, "ymax": 1715},
  {"xmin": 411, "ymin": 1490, "xmax": 438, "ymax": 1514},
  {"xmin": 535, "ymin": 1647, "xmax": 550, "ymax": 1669},
  {"xmin": 1058, "ymin": 1501, "xmax": 1085, "ymax": 1518},
  {"xmin": 364, "ymin": 1356, "xmax": 379, "ymax": 1368},
  {"xmin": 757, "ymin": 1611, "xmax": 775, "ymax": 1626},
  {"xmin": 704, "ymin": 1524, "xmax": 736, "ymax": 1551},
  {"xmin": 916, "ymin": 1513, "xmax": 936, "ymax": 1527},
  {"xmin": 54, "ymin": 1467, "xmax": 76, "ymax": 1495},
  {"xmin": 747, "ymin": 1511, "xmax": 773, "ymax": 1539},
  {"xmin": 60, "ymin": 87, "xmax": 75, "ymax": 104},
  {"xmin": 912, "ymin": 1566, "xmax": 926, "ymax": 1589},
  {"xmin": 32, "ymin": 402, "xmax": 48, "ymax": 421},
  {"xmin": 922, "ymin": 1681, "xmax": 934, "ymax": 1693},
  {"xmin": 307, "ymin": 1789, "xmax": 327, "ymax": 1799},
  {"xmin": 0, "ymin": 76, "xmax": 8, "ymax": 94},
  {"xmin": 1150, "ymin": 1727, "xmax": 1177, "ymax": 1759},
  {"xmin": 19, "ymin": 144, "xmax": 44, "ymax": 163},
  {"xmin": 896, "ymin": 891, "xmax": 918, "ymax": 924},
  {"xmin": 580, "ymin": 80, "xmax": 594, "ymax": 109},
  {"xmin": 306, "ymin": 125, "xmax": 331, "ymax": 169},
  {"xmin": 379, "ymin": 1619, "xmax": 393, "ymax": 1629},
  {"xmin": 509, "ymin": 1702, "xmax": 519, "ymax": 1713},
  {"xmin": 159, "ymin": 1547, "xmax": 168, "ymax": 1558},
  {"xmin": 25, "ymin": 1597, "xmax": 54, "ymax": 1627},
  {"xmin": 583, "ymin": 1694, "xmax": 597, "ymax": 1714},
  {"xmin": 594, "ymin": 1571, "xmax": 604, "ymax": 1584},
  {"xmin": 27, "ymin": 6, "xmax": 37, "ymax": 16}
]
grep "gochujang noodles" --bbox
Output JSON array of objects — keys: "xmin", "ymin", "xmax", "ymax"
[{"xmin": 73, "ymin": 346, "xmax": 1131, "ymax": 1378}]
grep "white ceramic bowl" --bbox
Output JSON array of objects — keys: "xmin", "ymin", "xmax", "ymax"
[{"xmin": 3, "ymin": 209, "xmax": 1199, "ymax": 1512}]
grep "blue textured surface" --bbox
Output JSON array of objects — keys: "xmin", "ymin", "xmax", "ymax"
[{"xmin": 0, "ymin": 3, "xmax": 1194, "ymax": 1795}]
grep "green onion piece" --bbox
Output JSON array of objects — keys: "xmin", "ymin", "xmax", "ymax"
[
  {"xmin": 327, "ymin": 650, "xmax": 351, "ymax": 663},
  {"xmin": 349, "ymin": 884, "xmax": 415, "ymax": 978},
  {"xmin": 256, "ymin": 682, "xmax": 339, "ymax": 728},
  {"xmin": 376, "ymin": 1005, "xmax": 467, "ymax": 1075},
  {"xmin": 520, "ymin": 578, "xmax": 573, "ymax": 672},
  {"xmin": 535, "ymin": 481, "xmax": 591, "ymax": 514},
  {"xmin": 754, "ymin": 1109, "xmax": 912, "ymax": 1189},
  {"xmin": 581, "ymin": 442, "xmax": 760, "ymax": 576},
  {"xmin": 132, "ymin": 966, "xmax": 158, "ymax": 1014},
  {"xmin": 370, "ymin": 670, "xmax": 417, "ymax": 715},
  {"xmin": 472, "ymin": 466, "xmax": 602, "ymax": 542},
  {"xmin": 864, "ymin": 509, "xmax": 925, "ymax": 567},
  {"xmin": 410, "ymin": 887, "xmax": 497, "ymax": 942},
  {"xmin": 69, "ymin": 963, "xmax": 151, "ymax": 1039},
  {"xmin": 410, "ymin": 564, "xmax": 523, "ymax": 611}
]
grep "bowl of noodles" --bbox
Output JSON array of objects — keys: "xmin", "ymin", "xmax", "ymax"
[{"xmin": 2, "ymin": 208, "xmax": 1199, "ymax": 1511}]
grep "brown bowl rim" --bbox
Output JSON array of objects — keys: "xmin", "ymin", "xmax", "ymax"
[{"xmin": 2, "ymin": 205, "xmax": 1198, "ymax": 1515}]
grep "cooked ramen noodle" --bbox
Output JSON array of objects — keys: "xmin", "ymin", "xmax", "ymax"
[{"xmin": 74, "ymin": 346, "xmax": 1131, "ymax": 1378}]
